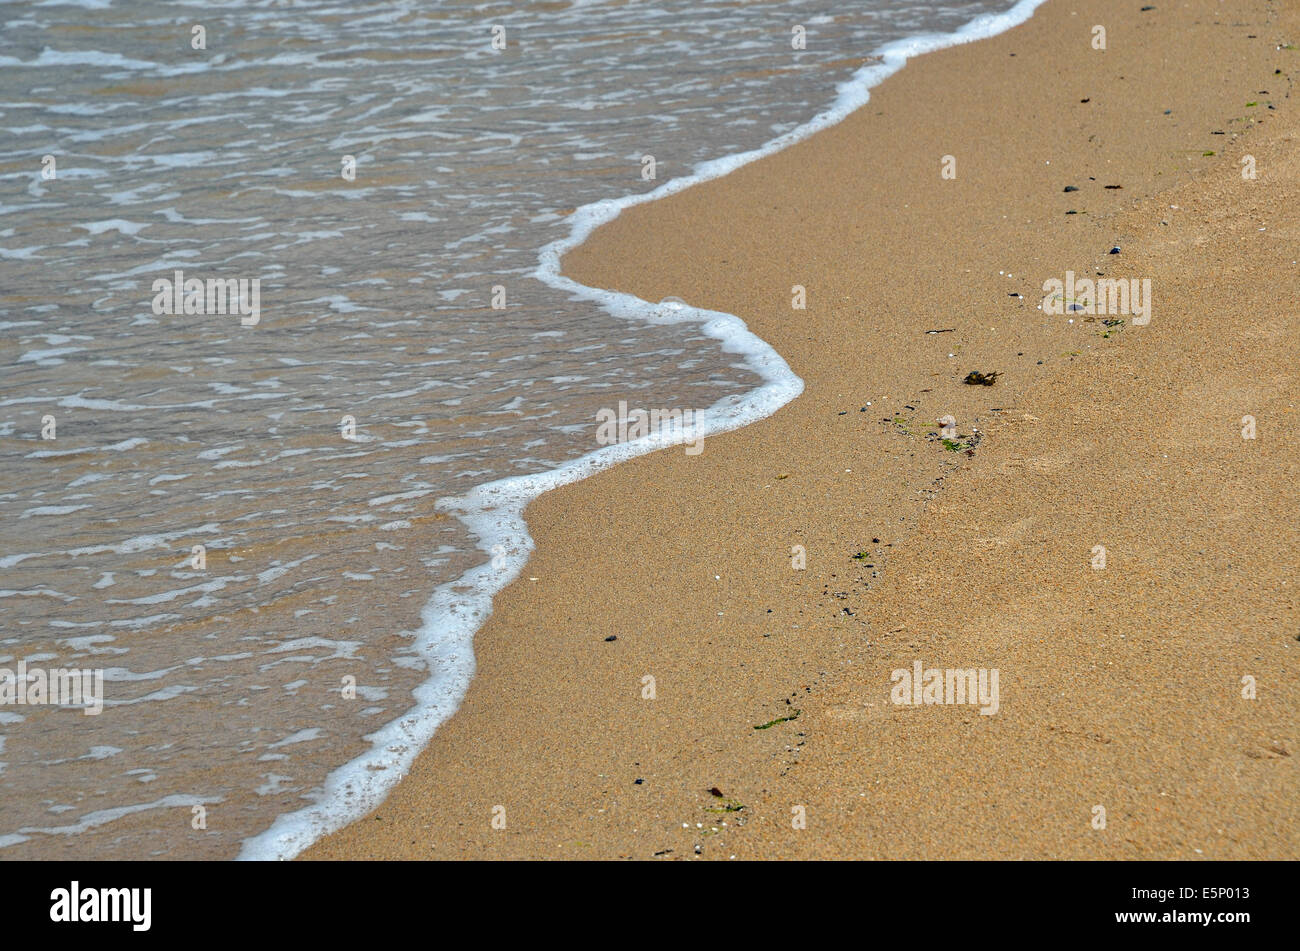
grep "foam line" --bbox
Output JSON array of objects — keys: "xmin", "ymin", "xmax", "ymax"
[{"xmin": 238, "ymin": 0, "xmax": 1046, "ymax": 861}]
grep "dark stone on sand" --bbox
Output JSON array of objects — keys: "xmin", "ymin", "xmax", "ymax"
[
  {"xmin": 1066, "ymin": 210, "xmax": 1077, "ymax": 215},
  {"xmin": 604, "ymin": 635, "xmax": 617, "ymax": 642},
  {"xmin": 1109, "ymin": 246, "xmax": 1121, "ymax": 254},
  {"xmin": 1064, "ymin": 185, "xmax": 1079, "ymax": 192},
  {"xmin": 634, "ymin": 778, "xmax": 644, "ymax": 784}
]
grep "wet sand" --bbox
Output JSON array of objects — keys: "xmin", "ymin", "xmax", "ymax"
[{"xmin": 305, "ymin": 0, "xmax": 1299, "ymax": 859}]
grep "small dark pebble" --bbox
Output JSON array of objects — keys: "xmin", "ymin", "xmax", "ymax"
[
  {"xmin": 1066, "ymin": 210, "xmax": 1077, "ymax": 215},
  {"xmin": 1063, "ymin": 185, "xmax": 1079, "ymax": 192},
  {"xmin": 872, "ymin": 538, "xmax": 880, "ymax": 543},
  {"xmin": 1108, "ymin": 246, "xmax": 1121, "ymax": 254},
  {"xmin": 1037, "ymin": 360, "xmax": 1044, "ymax": 365},
  {"xmin": 604, "ymin": 635, "xmax": 617, "ymax": 642},
  {"xmin": 1163, "ymin": 109, "xmax": 1172, "ymax": 115},
  {"xmin": 1080, "ymin": 98, "xmax": 1090, "ymax": 103},
  {"xmin": 634, "ymin": 778, "xmax": 644, "ymax": 785},
  {"xmin": 708, "ymin": 787, "xmax": 724, "ymax": 797},
  {"xmin": 838, "ymin": 410, "xmax": 847, "ymax": 415},
  {"xmin": 1141, "ymin": 5, "xmax": 1155, "ymax": 11},
  {"xmin": 1104, "ymin": 184, "xmax": 1123, "ymax": 189}
]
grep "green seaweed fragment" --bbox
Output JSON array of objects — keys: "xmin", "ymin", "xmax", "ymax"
[
  {"xmin": 754, "ymin": 709, "xmax": 801, "ymax": 730},
  {"xmin": 705, "ymin": 800, "xmax": 746, "ymax": 814}
]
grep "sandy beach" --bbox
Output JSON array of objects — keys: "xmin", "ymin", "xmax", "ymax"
[{"xmin": 305, "ymin": 0, "xmax": 1298, "ymax": 860}]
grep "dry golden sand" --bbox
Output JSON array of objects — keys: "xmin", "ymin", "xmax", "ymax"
[{"xmin": 306, "ymin": 0, "xmax": 1299, "ymax": 859}]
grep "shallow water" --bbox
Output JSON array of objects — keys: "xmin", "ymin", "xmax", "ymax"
[{"xmin": 0, "ymin": 0, "xmax": 1016, "ymax": 858}]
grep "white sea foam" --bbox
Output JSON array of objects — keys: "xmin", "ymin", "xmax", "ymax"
[
  {"xmin": 239, "ymin": 0, "xmax": 1047, "ymax": 861},
  {"xmin": 76, "ymin": 219, "xmax": 150, "ymax": 236},
  {"xmin": 5, "ymin": 794, "xmax": 221, "ymax": 843},
  {"xmin": 0, "ymin": 49, "xmax": 158, "ymax": 71}
]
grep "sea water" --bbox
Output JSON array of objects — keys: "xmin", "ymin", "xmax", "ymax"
[{"xmin": 0, "ymin": 0, "xmax": 1040, "ymax": 859}]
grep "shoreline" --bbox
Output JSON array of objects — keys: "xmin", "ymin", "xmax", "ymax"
[
  {"xmin": 304, "ymin": 0, "xmax": 1299, "ymax": 859},
  {"xmin": 246, "ymin": 0, "xmax": 1043, "ymax": 861}
]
